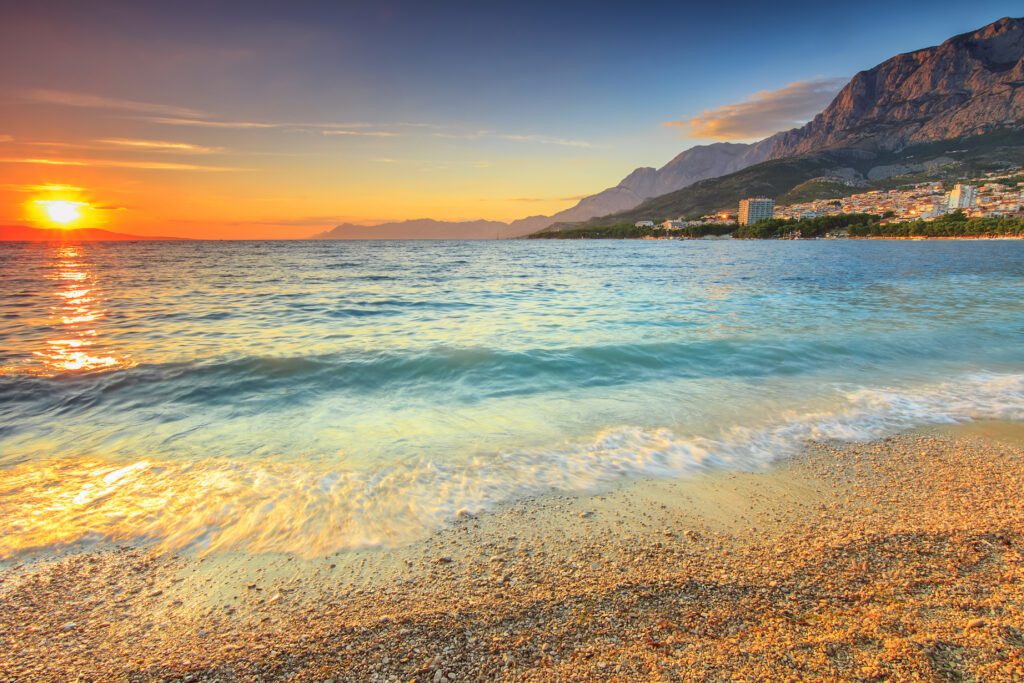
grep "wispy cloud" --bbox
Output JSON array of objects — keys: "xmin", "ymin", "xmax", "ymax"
[
  {"xmin": 0, "ymin": 182, "xmax": 87, "ymax": 193},
  {"xmin": 511, "ymin": 194, "xmax": 587, "ymax": 203},
  {"xmin": 369, "ymin": 157, "xmax": 492, "ymax": 169},
  {"xmin": 494, "ymin": 133, "xmax": 595, "ymax": 148},
  {"xmin": 0, "ymin": 157, "xmax": 246, "ymax": 171},
  {"xmin": 22, "ymin": 88, "xmax": 593, "ymax": 149},
  {"xmin": 0, "ymin": 134, "xmax": 12, "ymax": 143},
  {"xmin": 22, "ymin": 89, "xmax": 208, "ymax": 119},
  {"xmin": 666, "ymin": 77, "xmax": 846, "ymax": 140},
  {"xmin": 322, "ymin": 130, "xmax": 401, "ymax": 138},
  {"xmin": 145, "ymin": 116, "xmax": 278, "ymax": 129},
  {"xmin": 98, "ymin": 138, "xmax": 224, "ymax": 153},
  {"xmin": 432, "ymin": 130, "xmax": 595, "ymax": 148}
]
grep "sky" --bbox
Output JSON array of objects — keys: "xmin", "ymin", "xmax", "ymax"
[{"xmin": 0, "ymin": 0, "xmax": 1021, "ymax": 238}]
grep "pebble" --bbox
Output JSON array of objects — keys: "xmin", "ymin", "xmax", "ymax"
[{"xmin": 3, "ymin": 431, "xmax": 1022, "ymax": 682}]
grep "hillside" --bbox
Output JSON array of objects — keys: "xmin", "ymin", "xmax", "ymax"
[
  {"xmin": 534, "ymin": 129, "xmax": 1024, "ymax": 232},
  {"xmin": 0, "ymin": 225, "xmax": 187, "ymax": 241}
]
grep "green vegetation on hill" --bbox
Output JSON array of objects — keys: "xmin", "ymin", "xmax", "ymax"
[
  {"xmin": 849, "ymin": 213, "xmax": 1024, "ymax": 238},
  {"xmin": 527, "ymin": 212, "xmax": 1024, "ymax": 240},
  {"xmin": 777, "ymin": 179, "xmax": 860, "ymax": 205},
  {"xmin": 735, "ymin": 212, "xmax": 1024, "ymax": 239},
  {"xmin": 733, "ymin": 213, "xmax": 879, "ymax": 239},
  {"xmin": 526, "ymin": 223, "xmax": 653, "ymax": 239}
]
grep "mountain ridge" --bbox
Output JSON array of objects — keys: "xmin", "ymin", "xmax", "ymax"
[
  {"xmin": 760, "ymin": 16, "xmax": 1024, "ymax": 158},
  {"xmin": 0, "ymin": 225, "xmax": 188, "ymax": 241}
]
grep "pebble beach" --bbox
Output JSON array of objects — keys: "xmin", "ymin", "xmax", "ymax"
[{"xmin": 2, "ymin": 423, "xmax": 1022, "ymax": 681}]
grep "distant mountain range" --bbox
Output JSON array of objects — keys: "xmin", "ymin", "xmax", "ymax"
[
  {"xmin": 313, "ymin": 142, "xmax": 776, "ymax": 239},
  {"xmin": 312, "ymin": 219, "xmax": 511, "ymax": 240},
  {"xmin": 314, "ymin": 16, "xmax": 1024, "ymax": 240},
  {"xmin": 0, "ymin": 225, "xmax": 186, "ymax": 241}
]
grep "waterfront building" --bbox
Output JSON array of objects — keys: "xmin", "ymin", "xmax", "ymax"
[
  {"xmin": 947, "ymin": 184, "xmax": 978, "ymax": 210},
  {"xmin": 738, "ymin": 197, "xmax": 775, "ymax": 225}
]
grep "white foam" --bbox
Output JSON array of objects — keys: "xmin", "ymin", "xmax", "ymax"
[{"xmin": 2, "ymin": 373, "xmax": 1022, "ymax": 559}]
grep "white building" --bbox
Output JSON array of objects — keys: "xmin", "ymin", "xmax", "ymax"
[
  {"xmin": 738, "ymin": 197, "xmax": 775, "ymax": 226},
  {"xmin": 947, "ymin": 184, "xmax": 978, "ymax": 210},
  {"xmin": 660, "ymin": 219, "xmax": 685, "ymax": 230},
  {"xmin": 634, "ymin": 220, "xmax": 654, "ymax": 228}
]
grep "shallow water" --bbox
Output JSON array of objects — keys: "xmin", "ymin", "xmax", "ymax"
[{"xmin": 1, "ymin": 239, "xmax": 1023, "ymax": 557}]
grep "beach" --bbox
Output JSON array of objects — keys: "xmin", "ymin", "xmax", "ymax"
[{"xmin": 3, "ymin": 423, "xmax": 1022, "ymax": 681}]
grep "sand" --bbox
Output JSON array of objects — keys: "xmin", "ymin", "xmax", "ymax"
[{"xmin": 2, "ymin": 423, "xmax": 1023, "ymax": 681}]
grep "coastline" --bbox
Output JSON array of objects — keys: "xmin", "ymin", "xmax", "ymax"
[{"xmin": 2, "ymin": 423, "xmax": 1023, "ymax": 681}]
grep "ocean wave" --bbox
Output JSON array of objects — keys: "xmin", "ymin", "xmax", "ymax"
[
  {"xmin": 2, "ymin": 372, "xmax": 1021, "ymax": 559},
  {"xmin": 0, "ymin": 328, "xmax": 1001, "ymax": 424}
]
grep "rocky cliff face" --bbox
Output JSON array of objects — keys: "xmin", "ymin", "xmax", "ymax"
[{"xmin": 765, "ymin": 16, "xmax": 1024, "ymax": 157}]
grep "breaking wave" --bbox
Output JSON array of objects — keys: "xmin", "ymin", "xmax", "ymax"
[{"xmin": 2, "ymin": 372, "xmax": 1022, "ymax": 559}]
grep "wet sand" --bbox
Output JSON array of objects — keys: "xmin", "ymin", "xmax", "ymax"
[{"xmin": 2, "ymin": 423, "xmax": 1023, "ymax": 681}]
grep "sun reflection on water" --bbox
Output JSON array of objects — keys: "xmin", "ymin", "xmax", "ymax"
[{"xmin": 22, "ymin": 245, "xmax": 133, "ymax": 375}]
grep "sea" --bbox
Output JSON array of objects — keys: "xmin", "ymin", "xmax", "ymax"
[{"xmin": 1, "ymin": 239, "xmax": 1023, "ymax": 559}]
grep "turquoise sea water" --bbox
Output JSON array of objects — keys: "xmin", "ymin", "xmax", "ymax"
[{"xmin": 1, "ymin": 239, "xmax": 1023, "ymax": 557}]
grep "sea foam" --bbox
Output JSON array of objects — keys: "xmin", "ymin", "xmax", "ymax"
[{"xmin": 2, "ymin": 372, "xmax": 1021, "ymax": 559}]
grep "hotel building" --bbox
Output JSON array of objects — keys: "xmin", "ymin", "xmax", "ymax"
[{"xmin": 738, "ymin": 197, "xmax": 775, "ymax": 225}]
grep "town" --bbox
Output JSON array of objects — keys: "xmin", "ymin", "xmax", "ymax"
[{"xmin": 635, "ymin": 169, "xmax": 1024, "ymax": 232}]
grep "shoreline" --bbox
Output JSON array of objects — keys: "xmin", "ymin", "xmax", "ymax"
[{"xmin": 2, "ymin": 423, "xmax": 1023, "ymax": 680}]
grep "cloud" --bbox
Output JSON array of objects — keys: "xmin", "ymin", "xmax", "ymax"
[
  {"xmin": 21, "ymin": 89, "xmax": 592, "ymax": 148},
  {"xmin": 322, "ymin": 130, "xmax": 401, "ymax": 138},
  {"xmin": 511, "ymin": 195, "xmax": 588, "ymax": 203},
  {"xmin": 146, "ymin": 116, "xmax": 277, "ymax": 129},
  {"xmin": 0, "ymin": 157, "xmax": 246, "ymax": 171},
  {"xmin": 493, "ymin": 133, "xmax": 594, "ymax": 148},
  {"xmin": 23, "ymin": 89, "xmax": 207, "ymax": 119},
  {"xmin": 98, "ymin": 138, "xmax": 224, "ymax": 153},
  {"xmin": 0, "ymin": 182, "xmax": 87, "ymax": 193},
  {"xmin": 0, "ymin": 134, "xmax": 12, "ymax": 143},
  {"xmin": 666, "ymin": 77, "xmax": 846, "ymax": 140},
  {"xmin": 369, "ymin": 157, "xmax": 492, "ymax": 169},
  {"xmin": 432, "ymin": 130, "xmax": 595, "ymax": 148}
]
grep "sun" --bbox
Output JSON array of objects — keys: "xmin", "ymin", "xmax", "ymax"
[{"xmin": 38, "ymin": 200, "xmax": 84, "ymax": 226}]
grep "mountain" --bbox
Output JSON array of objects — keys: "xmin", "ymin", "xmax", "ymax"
[
  {"xmin": 312, "ymin": 143, "xmax": 775, "ymax": 239},
  {"xmin": 0, "ymin": 225, "xmax": 186, "ymax": 241},
  {"xmin": 312, "ymin": 218, "xmax": 511, "ymax": 240},
  {"xmin": 535, "ymin": 141, "xmax": 773, "ymax": 224},
  {"xmin": 535, "ymin": 17, "xmax": 1024, "ymax": 235},
  {"xmin": 536, "ymin": 129, "xmax": 1024, "ymax": 233},
  {"xmin": 762, "ymin": 16, "xmax": 1024, "ymax": 158}
]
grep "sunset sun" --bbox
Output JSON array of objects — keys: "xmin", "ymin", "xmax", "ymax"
[
  {"xmin": 36, "ymin": 200, "xmax": 85, "ymax": 227},
  {"xmin": 41, "ymin": 200, "xmax": 83, "ymax": 225}
]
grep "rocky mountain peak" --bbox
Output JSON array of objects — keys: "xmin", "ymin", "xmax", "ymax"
[{"xmin": 765, "ymin": 16, "xmax": 1024, "ymax": 158}]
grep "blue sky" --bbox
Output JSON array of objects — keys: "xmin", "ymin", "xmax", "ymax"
[{"xmin": 0, "ymin": 1, "xmax": 1020, "ymax": 236}]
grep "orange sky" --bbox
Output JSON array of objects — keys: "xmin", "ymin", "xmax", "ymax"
[{"xmin": 0, "ymin": 123, "xmax": 629, "ymax": 239}]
